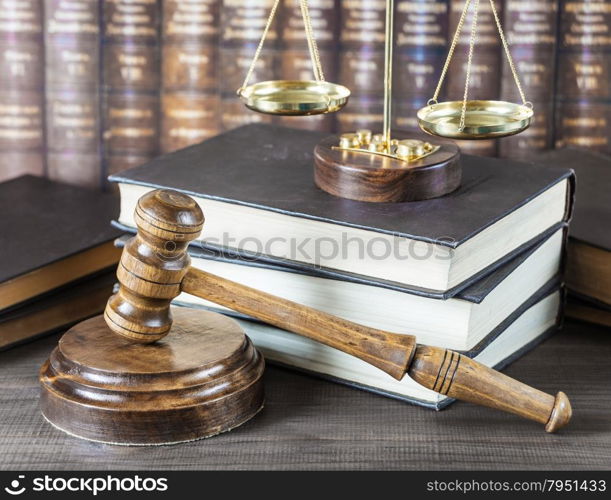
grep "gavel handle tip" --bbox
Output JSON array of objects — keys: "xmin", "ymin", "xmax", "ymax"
[{"xmin": 545, "ymin": 391, "xmax": 572, "ymax": 433}]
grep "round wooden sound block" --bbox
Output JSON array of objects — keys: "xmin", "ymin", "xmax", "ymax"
[
  {"xmin": 39, "ymin": 308, "xmax": 265, "ymax": 445},
  {"xmin": 313, "ymin": 134, "xmax": 461, "ymax": 202}
]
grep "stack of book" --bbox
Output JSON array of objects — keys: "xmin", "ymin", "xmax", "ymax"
[
  {"xmin": 109, "ymin": 124, "xmax": 574, "ymax": 409},
  {"xmin": 535, "ymin": 148, "xmax": 611, "ymax": 328},
  {"xmin": 0, "ymin": 176, "xmax": 121, "ymax": 351}
]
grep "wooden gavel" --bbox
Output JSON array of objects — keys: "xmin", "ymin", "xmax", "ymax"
[{"xmin": 105, "ymin": 189, "xmax": 571, "ymax": 432}]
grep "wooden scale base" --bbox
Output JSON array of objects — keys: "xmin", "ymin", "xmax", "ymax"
[
  {"xmin": 40, "ymin": 308, "xmax": 265, "ymax": 445},
  {"xmin": 314, "ymin": 134, "xmax": 461, "ymax": 203}
]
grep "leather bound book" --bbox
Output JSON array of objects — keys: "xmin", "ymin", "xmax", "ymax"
[
  {"xmin": 277, "ymin": 0, "xmax": 338, "ymax": 132},
  {"xmin": 499, "ymin": 0, "xmax": 558, "ymax": 159},
  {"xmin": 565, "ymin": 295, "xmax": 611, "ymax": 328},
  {"xmin": 110, "ymin": 124, "xmax": 574, "ymax": 294},
  {"xmin": 102, "ymin": 0, "xmax": 161, "ymax": 179},
  {"xmin": 44, "ymin": 0, "xmax": 102, "ymax": 189},
  {"xmin": 336, "ymin": 95, "xmax": 384, "ymax": 133},
  {"xmin": 534, "ymin": 147, "xmax": 611, "ymax": 309},
  {"xmin": 160, "ymin": 0, "xmax": 221, "ymax": 153},
  {"xmin": 220, "ymin": 0, "xmax": 278, "ymax": 131},
  {"xmin": 555, "ymin": 0, "xmax": 611, "ymax": 154},
  {"xmin": 338, "ymin": 0, "xmax": 386, "ymax": 132},
  {"xmin": 0, "ymin": 271, "xmax": 115, "ymax": 352},
  {"xmin": 0, "ymin": 0, "xmax": 44, "ymax": 181},
  {"xmin": 0, "ymin": 175, "xmax": 121, "ymax": 314},
  {"xmin": 447, "ymin": 0, "xmax": 503, "ymax": 157},
  {"xmin": 499, "ymin": 103, "xmax": 554, "ymax": 161},
  {"xmin": 393, "ymin": 0, "xmax": 448, "ymax": 132}
]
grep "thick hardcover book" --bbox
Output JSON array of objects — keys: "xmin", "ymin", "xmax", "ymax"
[
  {"xmin": 447, "ymin": 0, "xmax": 503, "ymax": 157},
  {"xmin": 44, "ymin": 0, "xmax": 102, "ymax": 189},
  {"xmin": 336, "ymin": 0, "xmax": 385, "ymax": 132},
  {"xmin": 499, "ymin": 0, "xmax": 558, "ymax": 159},
  {"xmin": 102, "ymin": 0, "xmax": 161, "ymax": 179},
  {"xmin": 566, "ymin": 295, "xmax": 611, "ymax": 328},
  {"xmin": 277, "ymin": 0, "xmax": 338, "ymax": 132},
  {"xmin": 220, "ymin": 0, "xmax": 277, "ymax": 131},
  {"xmin": 177, "ymin": 286, "xmax": 563, "ymax": 409},
  {"xmin": 393, "ymin": 0, "xmax": 448, "ymax": 133},
  {"xmin": 534, "ymin": 147, "xmax": 611, "ymax": 307},
  {"xmin": 144, "ymin": 226, "xmax": 565, "ymax": 352},
  {"xmin": 0, "ymin": 0, "xmax": 45, "ymax": 181},
  {"xmin": 555, "ymin": 0, "xmax": 611, "ymax": 154},
  {"xmin": 160, "ymin": 0, "xmax": 220, "ymax": 153},
  {"xmin": 110, "ymin": 124, "xmax": 574, "ymax": 293},
  {"xmin": 0, "ymin": 175, "xmax": 121, "ymax": 313},
  {"xmin": 0, "ymin": 271, "xmax": 115, "ymax": 351}
]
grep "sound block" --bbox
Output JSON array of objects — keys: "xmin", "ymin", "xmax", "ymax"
[
  {"xmin": 39, "ymin": 308, "xmax": 265, "ymax": 445},
  {"xmin": 313, "ymin": 134, "xmax": 461, "ymax": 202}
]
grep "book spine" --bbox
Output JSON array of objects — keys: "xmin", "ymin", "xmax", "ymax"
[
  {"xmin": 220, "ymin": 0, "xmax": 278, "ymax": 131},
  {"xmin": 276, "ymin": 0, "xmax": 338, "ymax": 132},
  {"xmin": 0, "ymin": 0, "xmax": 45, "ymax": 181},
  {"xmin": 554, "ymin": 0, "xmax": 611, "ymax": 154},
  {"xmin": 44, "ymin": 0, "xmax": 102, "ymax": 188},
  {"xmin": 447, "ymin": 0, "xmax": 503, "ymax": 156},
  {"xmin": 393, "ymin": 0, "xmax": 449, "ymax": 133},
  {"xmin": 102, "ymin": 0, "xmax": 161, "ymax": 180},
  {"xmin": 336, "ymin": 0, "xmax": 386, "ymax": 133},
  {"xmin": 160, "ymin": 0, "xmax": 220, "ymax": 154},
  {"xmin": 499, "ymin": 0, "xmax": 558, "ymax": 160}
]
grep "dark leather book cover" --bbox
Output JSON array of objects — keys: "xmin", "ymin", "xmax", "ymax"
[
  {"xmin": 44, "ymin": 0, "xmax": 102, "ymax": 189},
  {"xmin": 446, "ymin": 0, "xmax": 503, "ymax": 157},
  {"xmin": 555, "ymin": 0, "xmax": 611, "ymax": 154},
  {"xmin": 393, "ymin": 0, "xmax": 448, "ymax": 132},
  {"xmin": 499, "ymin": 0, "xmax": 558, "ymax": 159},
  {"xmin": 160, "ymin": 0, "xmax": 221, "ymax": 153},
  {"xmin": 220, "ymin": 0, "xmax": 278, "ymax": 131},
  {"xmin": 276, "ymin": 0, "xmax": 338, "ymax": 132},
  {"xmin": 110, "ymin": 123, "xmax": 574, "ymax": 244},
  {"xmin": 0, "ymin": 0, "xmax": 45, "ymax": 182},
  {"xmin": 0, "ymin": 271, "xmax": 116, "ymax": 352},
  {"xmin": 534, "ymin": 147, "xmax": 610, "ymax": 252},
  {"xmin": 102, "ymin": 0, "xmax": 161, "ymax": 180},
  {"xmin": 0, "ymin": 175, "xmax": 120, "ymax": 285},
  {"xmin": 337, "ymin": 0, "xmax": 385, "ymax": 133}
]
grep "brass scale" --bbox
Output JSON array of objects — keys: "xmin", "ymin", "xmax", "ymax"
[{"xmin": 238, "ymin": 0, "xmax": 533, "ymax": 167}]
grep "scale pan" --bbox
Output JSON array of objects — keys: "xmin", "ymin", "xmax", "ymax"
[
  {"xmin": 239, "ymin": 80, "xmax": 350, "ymax": 116},
  {"xmin": 417, "ymin": 100, "xmax": 533, "ymax": 139}
]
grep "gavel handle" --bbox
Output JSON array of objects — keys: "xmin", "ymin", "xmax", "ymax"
[
  {"xmin": 182, "ymin": 267, "xmax": 417, "ymax": 380},
  {"xmin": 182, "ymin": 268, "xmax": 571, "ymax": 432},
  {"xmin": 408, "ymin": 346, "xmax": 571, "ymax": 432}
]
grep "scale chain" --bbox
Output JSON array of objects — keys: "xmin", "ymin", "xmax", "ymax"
[
  {"xmin": 460, "ymin": 0, "xmax": 480, "ymax": 131},
  {"xmin": 239, "ymin": 0, "xmax": 325, "ymax": 94},
  {"xmin": 488, "ymin": 0, "xmax": 530, "ymax": 107},
  {"xmin": 239, "ymin": 0, "xmax": 281, "ymax": 93},
  {"xmin": 429, "ymin": 0, "xmax": 472, "ymax": 105},
  {"xmin": 300, "ymin": 0, "xmax": 325, "ymax": 82},
  {"xmin": 427, "ymin": 0, "xmax": 532, "ymax": 133}
]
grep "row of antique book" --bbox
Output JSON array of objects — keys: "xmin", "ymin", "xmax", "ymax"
[
  {"xmin": 3, "ymin": 124, "xmax": 608, "ymax": 409},
  {"xmin": 0, "ymin": 0, "xmax": 609, "ymax": 190}
]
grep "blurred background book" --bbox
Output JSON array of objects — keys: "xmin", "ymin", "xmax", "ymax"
[{"xmin": 0, "ymin": 0, "xmax": 608, "ymax": 188}]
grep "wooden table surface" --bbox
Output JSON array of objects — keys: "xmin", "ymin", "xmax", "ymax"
[{"xmin": 0, "ymin": 319, "xmax": 609, "ymax": 471}]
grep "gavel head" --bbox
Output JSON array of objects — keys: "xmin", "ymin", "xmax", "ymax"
[{"xmin": 104, "ymin": 189, "xmax": 204, "ymax": 343}]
